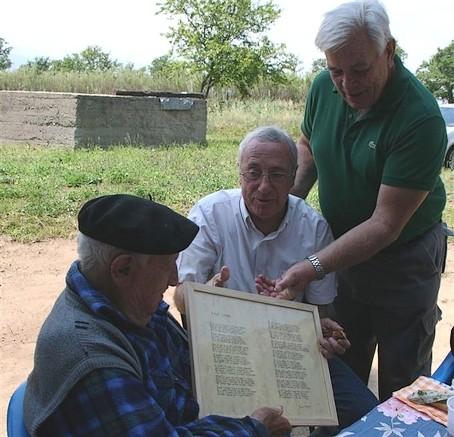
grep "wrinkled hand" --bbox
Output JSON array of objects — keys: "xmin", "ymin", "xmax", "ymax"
[
  {"xmin": 255, "ymin": 274, "xmax": 277, "ymax": 296},
  {"xmin": 251, "ymin": 405, "xmax": 291, "ymax": 435},
  {"xmin": 274, "ymin": 261, "xmax": 315, "ymax": 300},
  {"xmin": 174, "ymin": 266, "xmax": 230, "ymax": 315},
  {"xmin": 256, "ymin": 274, "xmax": 297, "ymax": 301},
  {"xmin": 207, "ymin": 266, "xmax": 230, "ymax": 288},
  {"xmin": 319, "ymin": 318, "xmax": 351, "ymax": 359}
]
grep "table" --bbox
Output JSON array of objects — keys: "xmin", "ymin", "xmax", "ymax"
[{"xmin": 335, "ymin": 396, "xmax": 448, "ymax": 436}]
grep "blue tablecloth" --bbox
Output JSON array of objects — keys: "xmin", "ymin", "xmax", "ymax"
[{"xmin": 336, "ymin": 397, "xmax": 448, "ymax": 436}]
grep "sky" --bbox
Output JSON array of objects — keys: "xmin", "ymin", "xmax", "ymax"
[{"xmin": 1, "ymin": 0, "xmax": 453, "ymax": 74}]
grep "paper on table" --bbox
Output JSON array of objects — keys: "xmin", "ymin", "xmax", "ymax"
[{"xmin": 393, "ymin": 376, "xmax": 454, "ymax": 426}]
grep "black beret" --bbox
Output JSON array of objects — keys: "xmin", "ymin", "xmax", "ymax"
[{"xmin": 78, "ymin": 194, "xmax": 199, "ymax": 255}]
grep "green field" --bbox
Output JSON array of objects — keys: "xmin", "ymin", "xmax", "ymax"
[{"xmin": 0, "ymin": 98, "xmax": 452, "ymax": 242}]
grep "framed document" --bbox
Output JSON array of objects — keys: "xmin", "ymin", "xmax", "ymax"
[{"xmin": 183, "ymin": 282, "xmax": 338, "ymax": 426}]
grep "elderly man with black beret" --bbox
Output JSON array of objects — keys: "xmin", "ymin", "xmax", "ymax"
[{"xmin": 23, "ymin": 194, "xmax": 291, "ymax": 436}]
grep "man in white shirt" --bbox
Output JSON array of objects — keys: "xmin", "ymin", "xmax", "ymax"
[
  {"xmin": 175, "ymin": 126, "xmax": 378, "ymax": 434},
  {"xmin": 177, "ymin": 188, "xmax": 336, "ymax": 306}
]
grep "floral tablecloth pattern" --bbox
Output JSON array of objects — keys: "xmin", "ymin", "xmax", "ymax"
[{"xmin": 335, "ymin": 397, "xmax": 448, "ymax": 436}]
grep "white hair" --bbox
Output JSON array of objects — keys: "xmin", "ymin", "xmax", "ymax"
[
  {"xmin": 237, "ymin": 126, "xmax": 298, "ymax": 171},
  {"xmin": 77, "ymin": 232, "xmax": 148, "ymax": 274},
  {"xmin": 315, "ymin": 0, "xmax": 393, "ymax": 54}
]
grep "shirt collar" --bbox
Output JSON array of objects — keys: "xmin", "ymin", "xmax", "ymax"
[
  {"xmin": 367, "ymin": 55, "xmax": 408, "ymax": 116},
  {"xmin": 66, "ymin": 260, "xmax": 169, "ymax": 331},
  {"xmin": 239, "ymin": 196, "xmax": 291, "ymax": 236}
]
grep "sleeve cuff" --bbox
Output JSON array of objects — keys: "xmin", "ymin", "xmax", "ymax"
[{"xmin": 244, "ymin": 415, "xmax": 269, "ymax": 436}]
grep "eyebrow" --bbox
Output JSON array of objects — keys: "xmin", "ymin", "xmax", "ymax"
[{"xmin": 328, "ymin": 61, "xmax": 371, "ymax": 71}]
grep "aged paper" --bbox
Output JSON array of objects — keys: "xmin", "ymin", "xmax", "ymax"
[{"xmin": 184, "ymin": 282, "xmax": 338, "ymax": 426}]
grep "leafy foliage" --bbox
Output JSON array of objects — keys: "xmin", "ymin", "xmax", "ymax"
[
  {"xmin": 22, "ymin": 56, "xmax": 53, "ymax": 73},
  {"xmin": 395, "ymin": 44, "xmax": 408, "ymax": 61},
  {"xmin": 53, "ymin": 46, "xmax": 121, "ymax": 72},
  {"xmin": 157, "ymin": 0, "xmax": 298, "ymax": 97},
  {"xmin": 148, "ymin": 54, "xmax": 194, "ymax": 79},
  {"xmin": 20, "ymin": 46, "xmax": 121, "ymax": 73},
  {"xmin": 417, "ymin": 40, "xmax": 454, "ymax": 103},
  {"xmin": 311, "ymin": 58, "xmax": 327, "ymax": 75},
  {"xmin": 0, "ymin": 37, "xmax": 12, "ymax": 70}
]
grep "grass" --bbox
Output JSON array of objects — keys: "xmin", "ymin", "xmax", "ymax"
[
  {"xmin": 0, "ymin": 142, "xmax": 234, "ymax": 241},
  {"xmin": 0, "ymin": 98, "xmax": 452, "ymax": 242},
  {"xmin": 0, "ymin": 70, "xmax": 310, "ymax": 102},
  {"xmin": 443, "ymin": 168, "xmax": 454, "ymax": 227}
]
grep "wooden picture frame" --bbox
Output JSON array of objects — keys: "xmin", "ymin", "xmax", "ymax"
[{"xmin": 183, "ymin": 282, "xmax": 338, "ymax": 426}]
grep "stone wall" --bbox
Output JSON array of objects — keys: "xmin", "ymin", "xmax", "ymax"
[{"xmin": 0, "ymin": 91, "xmax": 207, "ymax": 148}]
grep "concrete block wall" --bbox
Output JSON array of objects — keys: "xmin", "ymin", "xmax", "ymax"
[{"xmin": 0, "ymin": 91, "xmax": 207, "ymax": 148}]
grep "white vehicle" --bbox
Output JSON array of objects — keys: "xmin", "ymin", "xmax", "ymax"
[{"xmin": 440, "ymin": 103, "xmax": 454, "ymax": 170}]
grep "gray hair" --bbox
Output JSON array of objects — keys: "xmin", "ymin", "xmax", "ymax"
[
  {"xmin": 315, "ymin": 0, "xmax": 393, "ymax": 54},
  {"xmin": 237, "ymin": 126, "xmax": 298, "ymax": 171},
  {"xmin": 77, "ymin": 232, "xmax": 148, "ymax": 275}
]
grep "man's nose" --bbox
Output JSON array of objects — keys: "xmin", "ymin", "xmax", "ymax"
[
  {"xmin": 342, "ymin": 73, "xmax": 359, "ymax": 90},
  {"xmin": 257, "ymin": 173, "xmax": 273, "ymax": 190}
]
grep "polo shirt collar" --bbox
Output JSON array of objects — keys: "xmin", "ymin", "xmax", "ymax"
[{"xmin": 367, "ymin": 56, "xmax": 408, "ymax": 117}]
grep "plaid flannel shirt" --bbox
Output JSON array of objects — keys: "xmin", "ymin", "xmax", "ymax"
[{"xmin": 39, "ymin": 261, "xmax": 267, "ymax": 436}]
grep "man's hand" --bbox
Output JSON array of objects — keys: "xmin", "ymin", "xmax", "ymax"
[
  {"xmin": 273, "ymin": 260, "xmax": 317, "ymax": 300},
  {"xmin": 207, "ymin": 266, "xmax": 230, "ymax": 287},
  {"xmin": 174, "ymin": 284, "xmax": 187, "ymax": 315},
  {"xmin": 251, "ymin": 405, "xmax": 291, "ymax": 435},
  {"xmin": 255, "ymin": 274, "xmax": 277, "ymax": 296},
  {"xmin": 319, "ymin": 318, "xmax": 351, "ymax": 359},
  {"xmin": 256, "ymin": 274, "xmax": 300, "ymax": 300},
  {"xmin": 175, "ymin": 266, "xmax": 230, "ymax": 315}
]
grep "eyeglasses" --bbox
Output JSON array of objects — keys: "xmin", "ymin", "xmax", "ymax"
[{"xmin": 240, "ymin": 169, "xmax": 294, "ymax": 184}]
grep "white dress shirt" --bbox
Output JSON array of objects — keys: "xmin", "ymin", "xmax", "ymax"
[{"xmin": 177, "ymin": 189, "xmax": 337, "ymax": 304}]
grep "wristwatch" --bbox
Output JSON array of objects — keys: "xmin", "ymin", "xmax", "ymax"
[{"xmin": 305, "ymin": 255, "xmax": 325, "ymax": 280}]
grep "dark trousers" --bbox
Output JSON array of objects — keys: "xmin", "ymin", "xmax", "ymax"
[
  {"xmin": 302, "ymin": 356, "xmax": 378, "ymax": 437},
  {"xmin": 334, "ymin": 223, "xmax": 446, "ymax": 401},
  {"xmin": 328, "ymin": 356, "xmax": 378, "ymax": 429}
]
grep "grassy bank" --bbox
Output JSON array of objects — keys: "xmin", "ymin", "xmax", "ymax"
[
  {"xmin": 0, "ymin": 99, "xmax": 311, "ymax": 242},
  {"xmin": 0, "ymin": 98, "xmax": 452, "ymax": 242}
]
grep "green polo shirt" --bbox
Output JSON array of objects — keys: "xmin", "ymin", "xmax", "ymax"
[{"xmin": 302, "ymin": 56, "xmax": 446, "ymax": 244}]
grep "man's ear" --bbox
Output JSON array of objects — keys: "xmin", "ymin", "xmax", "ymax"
[
  {"xmin": 386, "ymin": 39, "xmax": 396, "ymax": 64},
  {"xmin": 290, "ymin": 165, "xmax": 298, "ymax": 185},
  {"xmin": 110, "ymin": 254, "xmax": 134, "ymax": 284}
]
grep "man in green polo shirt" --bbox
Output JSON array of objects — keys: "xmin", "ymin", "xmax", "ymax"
[{"xmin": 271, "ymin": 0, "xmax": 447, "ymax": 402}]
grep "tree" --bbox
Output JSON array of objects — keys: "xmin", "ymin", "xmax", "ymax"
[
  {"xmin": 52, "ymin": 46, "xmax": 120, "ymax": 72},
  {"xmin": 395, "ymin": 44, "xmax": 408, "ymax": 62},
  {"xmin": 311, "ymin": 58, "xmax": 327, "ymax": 75},
  {"xmin": 149, "ymin": 54, "xmax": 191, "ymax": 77},
  {"xmin": 22, "ymin": 56, "xmax": 53, "ymax": 73},
  {"xmin": 79, "ymin": 46, "xmax": 120, "ymax": 71},
  {"xmin": 416, "ymin": 40, "xmax": 454, "ymax": 103},
  {"xmin": 0, "ymin": 37, "xmax": 12, "ymax": 70},
  {"xmin": 157, "ymin": 0, "xmax": 297, "ymax": 97}
]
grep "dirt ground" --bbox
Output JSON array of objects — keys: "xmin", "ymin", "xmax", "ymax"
[{"xmin": 0, "ymin": 237, "xmax": 453, "ymax": 436}]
